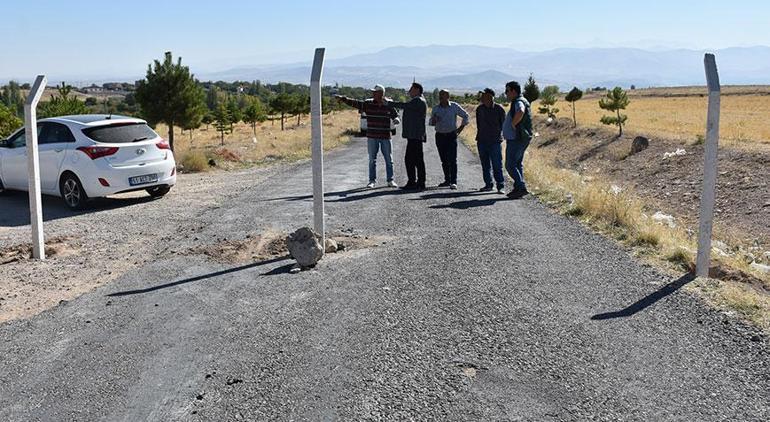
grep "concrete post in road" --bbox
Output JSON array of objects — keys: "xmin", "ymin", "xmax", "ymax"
[
  {"xmin": 696, "ymin": 54, "xmax": 720, "ymax": 277},
  {"xmin": 310, "ymin": 48, "xmax": 326, "ymax": 250},
  {"xmin": 24, "ymin": 75, "xmax": 47, "ymax": 260}
]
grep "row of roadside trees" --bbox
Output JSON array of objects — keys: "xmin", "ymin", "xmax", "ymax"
[
  {"xmin": 522, "ymin": 74, "xmax": 630, "ymax": 136},
  {"xmin": 1, "ymin": 56, "xmax": 632, "ymax": 143}
]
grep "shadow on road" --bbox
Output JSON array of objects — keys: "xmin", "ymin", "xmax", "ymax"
[
  {"xmin": 429, "ymin": 197, "xmax": 507, "ymax": 209},
  {"xmin": 261, "ymin": 263, "xmax": 297, "ymax": 276},
  {"xmin": 591, "ymin": 273, "xmax": 696, "ymax": 320},
  {"xmin": 416, "ymin": 191, "xmax": 488, "ymax": 201},
  {"xmin": 0, "ymin": 190, "xmax": 156, "ymax": 227},
  {"xmin": 106, "ymin": 256, "xmax": 291, "ymax": 297},
  {"xmin": 264, "ymin": 186, "xmax": 446, "ymax": 202},
  {"xmin": 263, "ymin": 187, "xmax": 371, "ymax": 202},
  {"xmin": 325, "ymin": 188, "xmax": 408, "ymax": 203}
]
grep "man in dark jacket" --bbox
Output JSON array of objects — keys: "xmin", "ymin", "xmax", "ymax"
[
  {"xmin": 388, "ymin": 82, "xmax": 428, "ymax": 190},
  {"xmin": 474, "ymin": 88, "xmax": 506, "ymax": 194}
]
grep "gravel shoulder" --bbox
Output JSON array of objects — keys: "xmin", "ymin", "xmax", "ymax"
[
  {"xmin": 0, "ymin": 163, "xmax": 289, "ymax": 323},
  {"xmin": 1, "ymin": 133, "xmax": 768, "ymax": 421}
]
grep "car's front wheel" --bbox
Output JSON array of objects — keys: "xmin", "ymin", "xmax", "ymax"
[
  {"xmin": 146, "ymin": 185, "xmax": 171, "ymax": 198},
  {"xmin": 59, "ymin": 173, "xmax": 88, "ymax": 210}
]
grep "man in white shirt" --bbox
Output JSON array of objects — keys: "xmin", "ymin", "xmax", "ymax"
[{"xmin": 429, "ymin": 89, "xmax": 469, "ymax": 190}]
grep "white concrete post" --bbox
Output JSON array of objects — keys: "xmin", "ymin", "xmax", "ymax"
[
  {"xmin": 696, "ymin": 54, "xmax": 720, "ymax": 277},
  {"xmin": 310, "ymin": 48, "xmax": 326, "ymax": 250},
  {"xmin": 24, "ymin": 75, "xmax": 47, "ymax": 260}
]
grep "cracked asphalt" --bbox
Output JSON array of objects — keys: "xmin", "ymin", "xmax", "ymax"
[{"xmin": 1, "ymin": 131, "xmax": 768, "ymax": 421}]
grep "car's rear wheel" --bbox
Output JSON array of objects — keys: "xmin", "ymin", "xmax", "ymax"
[
  {"xmin": 59, "ymin": 173, "xmax": 88, "ymax": 210},
  {"xmin": 146, "ymin": 185, "xmax": 171, "ymax": 198}
]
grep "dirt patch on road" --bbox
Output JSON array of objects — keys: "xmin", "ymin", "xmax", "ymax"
[
  {"xmin": 0, "ymin": 237, "xmax": 78, "ymax": 265},
  {"xmin": 189, "ymin": 230, "xmax": 288, "ymax": 264},
  {"xmin": 188, "ymin": 229, "xmax": 394, "ymax": 265}
]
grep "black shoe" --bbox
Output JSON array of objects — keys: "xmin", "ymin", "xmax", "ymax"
[
  {"xmin": 416, "ymin": 182, "xmax": 426, "ymax": 191},
  {"xmin": 437, "ymin": 181, "xmax": 451, "ymax": 188},
  {"xmin": 400, "ymin": 183, "xmax": 418, "ymax": 190},
  {"xmin": 479, "ymin": 185, "xmax": 494, "ymax": 192},
  {"xmin": 507, "ymin": 188, "xmax": 529, "ymax": 199}
]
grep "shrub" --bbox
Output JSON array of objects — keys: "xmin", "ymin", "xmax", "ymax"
[{"xmin": 179, "ymin": 150, "xmax": 208, "ymax": 172}]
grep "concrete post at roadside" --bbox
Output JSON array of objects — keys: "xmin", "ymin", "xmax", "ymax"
[
  {"xmin": 310, "ymin": 48, "xmax": 326, "ymax": 250},
  {"xmin": 696, "ymin": 54, "xmax": 720, "ymax": 277},
  {"xmin": 24, "ymin": 75, "xmax": 47, "ymax": 260}
]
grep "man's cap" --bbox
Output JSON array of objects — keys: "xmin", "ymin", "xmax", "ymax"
[
  {"xmin": 371, "ymin": 84, "xmax": 385, "ymax": 94},
  {"xmin": 479, "ymin": 88, "xmax": 495, "ymax": 96}
]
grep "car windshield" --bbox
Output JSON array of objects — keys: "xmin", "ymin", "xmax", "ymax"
[{"xmin": 82, "ymin": 123, "xmax": 159, "ymax": 144}]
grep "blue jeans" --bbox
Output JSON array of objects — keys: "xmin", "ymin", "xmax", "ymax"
[
  {"xmin": 367, "ymin": 138, "xmax": 394, "ymax": 183},
  {"xmin": 505, "ymin": 138, "xmax": 530, "ymax": 191},
  {"xmin": 477, "ymin": 142, "xmax": 504, "ymax": 189}
]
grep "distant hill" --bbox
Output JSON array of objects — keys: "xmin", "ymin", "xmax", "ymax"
[{"xmin": 198, "ymin": 45, "xmax": 770, "ymax": 91}]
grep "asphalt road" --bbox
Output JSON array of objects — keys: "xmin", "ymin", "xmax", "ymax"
[{"xmin": 1, "ymin": 131, "xmax": 768, "ymax": 421}]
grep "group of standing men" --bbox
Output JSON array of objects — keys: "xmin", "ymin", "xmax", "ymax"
[{"xmin": 334, "ymin": 80, "xmax": 533, "ymax": 199}]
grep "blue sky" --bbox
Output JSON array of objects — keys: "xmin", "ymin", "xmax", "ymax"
[{"xmin": 2, "ymin": 0, "xmax": 769, "ymax": 80}]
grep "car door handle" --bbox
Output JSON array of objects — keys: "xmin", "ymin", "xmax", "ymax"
[{"xmin": 55, "ymin": 149, "xmax": 64, "ymax": 153}]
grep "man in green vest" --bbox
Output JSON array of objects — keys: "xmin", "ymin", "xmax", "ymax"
[{"xmin": 502, "ymin": 81, "xmax": 533, "ymax": 199}]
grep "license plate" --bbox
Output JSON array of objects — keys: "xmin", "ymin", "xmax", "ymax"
[{"xmin": 129, "ymin": 174, "xmax": 159, "ymax": 186}]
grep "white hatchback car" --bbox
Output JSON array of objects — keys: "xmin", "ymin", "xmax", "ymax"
[{"xmin": 0, "ymin": 115, "xmax": 176, "ymax": 210}]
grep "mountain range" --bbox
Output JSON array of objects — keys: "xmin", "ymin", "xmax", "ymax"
[{"xmin": 197, "ymin": 45, "xmax": 770, "ymax": 91}]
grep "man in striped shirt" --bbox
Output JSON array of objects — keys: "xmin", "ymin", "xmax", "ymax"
[{"xmin": 335, "ymin": 84, "xmax": 399, "ymax": 188}]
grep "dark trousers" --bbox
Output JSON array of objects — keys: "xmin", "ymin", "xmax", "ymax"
[
  {"xmin": 435, "ymin": 132, "xmax": 458, "ymax": 184},
  {"xmin": 405, "ymin": 138, "xmax": 426, "ymax": 186},
  {"xmin": 477, "ymin": 141, "xmax": 505, "ymax": 189}
]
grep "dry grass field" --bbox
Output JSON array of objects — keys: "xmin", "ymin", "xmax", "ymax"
[
  {"xmin": 571, "ymin": 86, "xmax": 770, "ymax": 146},
  {"xmin": 154, "ymin": 110, "xmax": 361, "ymax": 171}
]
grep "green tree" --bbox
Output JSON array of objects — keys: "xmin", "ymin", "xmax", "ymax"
[
  {"xmin": 0, "ymin": 103, "xmax": 22, "ymax": 138},
  {"xmin": 39, "ymin": 82, "xmax": 88, "ymax": 118},
  {"xmin": 292, "ymin": 94, "xmax": 310, "ymax": 125},
  {"xmin": 202, "ymin": 111, "xmax": 214, "ymax": 131},
  {"xmin": 537, "ymin": 85, "xmax": 560, "ymax": 119},
  {"xmin": 269, "ymin": 93, "xmax": 295, "ymax": 131},
  {"xmin": 134, "ymin": 51, "xmax": 207, "ymax": 152},
  {"xmin": 226, "ymin": 98, "xmax": 243, "ymax": 132},
  {"xmin": 523, "ymin": 73, "xmax": 540, "ymax": 103},
  {"xmin": 564, "ymin": 87, "xmax": 584, "ymax": 128},
  {"xmin": 598, "ymin": 87, "xmax": 630, "ymax": 136},
  {"xmin": 213, "ymin": 103, "xmax": 230, "ymax": 145},
  {"xmin": 206, "ymin": 86, "xmax": 221, "ymax": 110},
  {"xmin": 243, "ymin": 98, "xmax": 267, "ymax": 137},
  {"xmin": 1, "ymin": 81, "xmax": 24, "ymax": 117}
]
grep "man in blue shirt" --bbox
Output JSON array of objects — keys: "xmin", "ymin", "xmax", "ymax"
[
  {"xmin": 503, "ymin": 81, "xmax": 533, "ymax": 199},
  {"xmin": 429, "ymin": 89, "xmax": 469, "ymax": 190}
]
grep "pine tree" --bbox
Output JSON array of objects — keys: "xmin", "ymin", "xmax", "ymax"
[
  {"xmin": 537, "ymin": 86, "xmax": 560, "ymax": 119},
  {"xmin": 213, "ymin": 103, "xmax": 230, "ymax": 145},
  {"xmin": 0, "ymin": 81, "xmax": 24, "ymax": 117},
  {"xmin": 292, "ymin": 94, "xmax": 310, "ymax": 125},
  {"xmin": 599, "ymin": 87, "xmax": 630, "ymax": 136},
  {"xmin": 523, "ymin": 73, "xmax": 540, "ymax": 103},
  {"xmin": 564, "ymin": 87, "xmax": 584, "ymax": 128},
  {"xmin": 0, "ymin": 103, "xmax": 22, "ymax": 138},
  {"xmin": 269, "ymin": 93, "xmax": 295, "ymax": 131},
  {"xmin": 226, "ymin": 98, "xmax": 243, "ymax": 132},
  {"xmin": 135, "ymin": 51, "xmax": 207, "ymax": 152},
  {"xmin": 38, "ymin": 82, "xmax": 88, "ymax": 118},
  {"xmin": 243, "ymin": 98, "xmax": 267, "ymax": 137}
]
